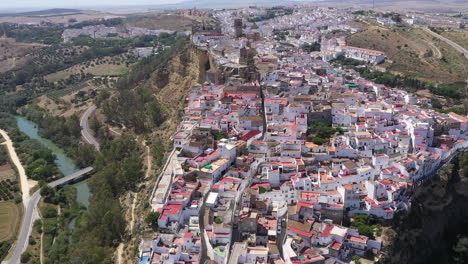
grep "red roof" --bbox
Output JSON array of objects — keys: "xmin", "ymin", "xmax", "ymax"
[
  {"xmin": 331, "ymin": 241, "xmax": 342, "ymax": 250},
  {"xmin": 287, "ymin": 226, "xmax": 314, "ymax": 237},
  {"xmin": 160, "ymin": 204, "xmax": 183, "ymax": 220},
  {"xmin": 296, "ymin": 201, "xmax": 314, "ymax": 213},
  {"xmin": 212, "ymin": 184, "xmax": 224, "ymax": 190},
  {"xmin": 320, "ymin": 225, "xmax": 334, "ymax": 237},
  {"xmin": 240, "ymin": 130, "xmax": 262, "ymax": 141}
]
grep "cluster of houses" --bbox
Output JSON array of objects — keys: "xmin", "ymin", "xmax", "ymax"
[
  {"xmin": 140, "ymin": 6, "xmax": 468, "ymax": 264},
  {"xmin": 320, "ymin": 36, "xmax": 386, "ymax": 64},
  {"xmin": 62, "ymin": 24, "xmax": 188, "ymax": 42}
]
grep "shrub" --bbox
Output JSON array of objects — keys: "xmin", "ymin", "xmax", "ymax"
[
  {"xmin": 14, "ymin": 195, "xmax": 22, "ymax": 204},
  {"xmin": 20, "ymin": 251, "xmax": 31, "ymax": 263},
  {"xmin": 41, "ymin": 205, "xmax": 58, "ymax": 218},
  {"xmin": 258, "ymin": 186, "xmax": 267, "ymax": 194}
]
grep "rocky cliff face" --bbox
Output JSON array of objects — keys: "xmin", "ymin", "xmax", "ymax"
[
  {"xmin": 150, "ymin": 43, "xmax": 209, "ymax": 139},
  {"xmin": 384, "ymin": 157, "xmax": 468, "ymax": 264}
]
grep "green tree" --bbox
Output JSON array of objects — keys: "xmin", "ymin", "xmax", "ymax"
[
  {"xmin": 41, "ymin": 205, "xmax": 58, "ymax": 218},
  {"xmin": 40, "ymin": 185, "xmax": 55, "ymax": 202},
  {"xmin": 358, "ymin": 225, "xmax": 374, "ymax": 239},
  {"xmin": 453, "ymin": 237, "xmax": 468, "ymax": 263},
  {"xmin": 20, "ymin": 251, "xmax": 31, "ymax": 263},
  {"xmin": 312, "ymin": 137, "xmax": 325, "ymax": 145},
  {"xmin": 258, "ymin": 186, "xmax": 267, "ymax": 194},
  {"xmin": 145, "ymin": 212, "xmax": 160, "ymax": 227},
  {"xmin": 352, "ymin": 255, "xmax": 362, "ymax": 264}
]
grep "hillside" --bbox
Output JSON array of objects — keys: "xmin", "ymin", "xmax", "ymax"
[
  {"xmin": 0, "ymin": 8, "xmax": 83, "ymax": 17},
  {"xmin": 313, "ymin": 0, "xmax": 468, "ymax": 12},
  {"xmin": 125, "ymin": 14, "xmax": 197, "ymax": 32},
  {"xmin": 150, "ymin": 43, "xmax": 209, "ymax": 139},
  {"xmin": 346, "ymin": 22, "xmax": 468, "ymax": 84},
  {"xmin": 384, "ymin": 154, "xmax": 468, "ymax": 264},
  {"xmin": 440, "ymin": 30, "xmax": 468, "ymax": 51},
  {"xmin": 106, "ymin": 40, "xmax": 210, "ymax": 263}
]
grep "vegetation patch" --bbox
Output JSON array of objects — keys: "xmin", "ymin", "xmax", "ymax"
[
  {"xmin": 346, "ymin": 22, "xmax": 468, "ymax": 83},
  {"xmin": 0, "ymin": 201, "xmax": 21, "ymax": 241}
]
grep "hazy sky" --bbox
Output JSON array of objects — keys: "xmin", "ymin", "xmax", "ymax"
[{"xmin": 1, "ymin": 0, "xmax": 185, "ymax": 9}]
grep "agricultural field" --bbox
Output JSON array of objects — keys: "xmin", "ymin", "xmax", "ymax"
[
  {"xmin": 0, "ymin": 157, "xmax": 21, "ymax": 204},
  {"xmin": 125, "ymin": 14, "xmax": 196, "ymax": 31},
  {"xmin": 0, "ymin": 10, "xmax": 123, "ymax": 24},
  {"xmin": 0, "ymin": 38, "xmax": 46, "ymax": 72},
  {"xmin": 45, "ymin": 54, "xmax": 129, "ymax": 82},
  {"xmin": 36, "ymin": 82, "xmax": 98, "ymax": 117},
  {"xmin": 0, "ymin": 164, "xmax": 15, "ymax": 182},
  {"xmin": 0, "ymin": 201, "xmax": 21, "ymax": 241},
  {"xmin": 346, "ymin": 21, "xmax": 468, "ymax": 84}
]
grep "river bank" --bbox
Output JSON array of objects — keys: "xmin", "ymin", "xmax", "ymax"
[{"xmin": 16, "ymin": 117, "xmax": 90, "ymax": 207}]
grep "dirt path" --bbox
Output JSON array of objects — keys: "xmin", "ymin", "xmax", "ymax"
[
  {"xmin": 115, "ymin": 243, "xmax": 124, "ymax": 264},
  {"xmin": 0, "ymin": 129, "xmax": 30, "ymax": 206},
  {"xmin": 129, "ymin": 144, "xmax": 151, "ymax": 230},
  {"xmin": 130, "ymin": 194, "xmax": 138, "ymax": 232},
  {"xmin": 115, "ymin": 142, "xmax": 152, "ymax": 263},
  {"xmin": 145, "ymin": 145, "xmax": 152, "ymax": 178},
  {"xmin": 40, "ymin": 232, "xmax": 44, "ymax": 264},
  {"xmin": 109, "ymin": 127, "xmax": 122, "ymax": 136}
]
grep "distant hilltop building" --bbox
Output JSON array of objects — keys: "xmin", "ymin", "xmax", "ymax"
[
  {"xmin": 343, "ymin": 46, "xmax": 386, "ymax": 64},
  {"xmin": 177, "ymin": 8, "xmax": 210, "ymax": 17},
  {"xmin": 403, "ymin": 15, "xmax": 427, "ymax": 25},
  {"xmin": 62, "ymin": 25, "xmax": 176, "ymax": 43},
  {"xmin": 377, "ymin": 17, "xmax": 396, "ymax": 26},
  {"xmin": 321, "ymin": 37, "xmax": 386, "ymax": 64}
]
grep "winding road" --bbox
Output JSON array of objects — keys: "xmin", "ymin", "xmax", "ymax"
[
  {"xmin": 80, "ymin": 105, "xmax": 100, "ymax": 151},
  {"xmin": 3, "ymin": 167, "xmax": 93, "ymax": 264},
  {"xmin": 422, "ymin": 27, "xmax": 468, "ymax": 59}
]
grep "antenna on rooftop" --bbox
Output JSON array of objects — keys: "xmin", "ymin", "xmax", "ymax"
[{"xmin": 373, "ymin": 0, "xmax": 375, "ymax": 10}]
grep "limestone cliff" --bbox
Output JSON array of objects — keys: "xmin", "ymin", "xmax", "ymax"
[{"xmin": 150, "ymin": 43, "xmax": 209, "ymax": 139}]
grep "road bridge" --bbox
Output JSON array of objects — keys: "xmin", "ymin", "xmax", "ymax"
[{"xmin": 3, "ymin": 167, "xmax": 93, "ymax": 264}]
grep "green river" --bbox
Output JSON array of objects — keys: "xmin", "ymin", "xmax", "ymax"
[{"xmin": 16, "ymin": 116, "xmax": 90, "ymax": 208}]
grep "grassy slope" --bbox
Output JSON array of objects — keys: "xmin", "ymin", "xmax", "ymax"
[
  {"xmin": 125, "ymin": 14, "xmax": 196, "ymax": 32},
  {"xmin": 45, "ymin": 54, "xmax": 129, "ymax": 82},
  {"xmin": 0, "ymin": 201, "xmax": 20, "ymax": 241},
  {"xmin": 347, "ymin": 21, "xmax": 468, "ymax": 83},
  {"xmin": 440, "ymin": 30, "xmax": 468, "ymax": 51},
  {"xmin": 0, "ymin": 38, "xmax": 47, "ymax": 73}
]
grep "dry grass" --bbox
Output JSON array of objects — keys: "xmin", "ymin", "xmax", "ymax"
[
  {"xmin": 312, "ymin": 0, "xmax": 468, "ymax": 12},
  {"xmin": 0, "ymin": 38, "xmax": 46, "ymax": 72},
  {"xmin": 347, "ymin": 23, "xmax": 468, "ymax": 83},
  {"xmin": 45, "ymin": 55, "xmax": 129, "ymax": 82},
  {"xmin": 0, "ymin": 201, "xmax": 20, "ymax": 241},
  {"xmin": 125, "ymin": 14, "xmax": 195, "ymax": 31},
  {"xmin": 150, "ymin": 47, "xmax": 208, "ymax": 140},
  {"xmin": 0, "ymin": 11, "xmax": 122, "ymax": 24},
  {"xmin": 440, "ymin": 30, "xmax": 468, "ymax": 51},
  {"xmin": 0, "ymin": 164, "xmax": 16, "ymax": 181},
  {"xmin": 35, "ymin": 84, "xmax": 95, "ymax": 118}
]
